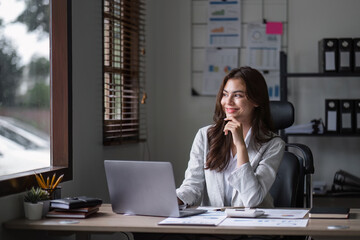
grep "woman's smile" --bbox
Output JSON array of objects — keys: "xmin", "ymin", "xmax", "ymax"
[{"xmin": 225, "ymin": 107, "xmax": 239, "ymax": 114}]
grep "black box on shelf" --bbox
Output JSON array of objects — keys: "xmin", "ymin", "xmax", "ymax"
[
  {"xmin": 355, "ymin": 99, "xmax": 360, "ymax": 133},
  {"xmin": 339, "ymin": 99, "xmax": 355, "ymax": 134},
  {"xmin": 354, "ymin": 38, "xmax": 360, "ymax": 72},
  {"xmin": 319, "ymin": 38, "xmax": 339, "ymax": 72},
  {"xmin": 338, "ymin": 38, "xmax": 353, "ymax": 72}
]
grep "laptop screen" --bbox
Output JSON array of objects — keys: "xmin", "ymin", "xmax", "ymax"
[{"xmin": 104, "ymin": 160, "xmax": 181, "ymax": 217}]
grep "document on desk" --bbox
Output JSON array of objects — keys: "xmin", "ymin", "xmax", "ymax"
[
  {"xmin": 158, "ymin": 211, "xmax": 227, "ymax": 226},
  {"xmin": 258, "ymin": 209, "xmax": 309, "ymax": 219},
  {"xmin": 219, "ymin": 218, "xmax": 309, "ymax": 227}
]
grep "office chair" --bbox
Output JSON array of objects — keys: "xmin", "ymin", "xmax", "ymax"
[{"xmin": 269, "ymin": 101, "xmax": 315, "ymax": 208}]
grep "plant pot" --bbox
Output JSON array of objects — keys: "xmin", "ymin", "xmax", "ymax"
[{"xmin": 24, "ymin": 202, "xmax": 43, "ymax": 220}]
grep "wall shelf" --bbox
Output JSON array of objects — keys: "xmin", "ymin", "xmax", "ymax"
[
  {"xmin": 279, "ymin": 51, "xmax": 360, "ymax": 140},
  {"xmin": 285, "ymin": 72, "xmax": 360, "ymax": 78},
  {"xmin": 287, "ymin": 133, "xmax": 360, "ymax": 137}
]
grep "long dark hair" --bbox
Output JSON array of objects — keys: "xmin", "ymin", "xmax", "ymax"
[{"xmin": 206, "ymin": 66, "xmax": 275, "ymax": 172}]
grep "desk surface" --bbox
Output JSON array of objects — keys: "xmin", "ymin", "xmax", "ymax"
[{"xmin": 4, "ymin": 204, "xmax": 360, "ymax": 237}]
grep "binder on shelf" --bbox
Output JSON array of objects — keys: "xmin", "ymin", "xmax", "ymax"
[
  {"xmin": 354, "ymin": 38, "xmax": 360, "ymax": 72},
  {"xmin": 339, "ymin": 99, "xmax": 355, "ymax": 133},
  {"xmin": 325, "ymin": 99, "xmax": 339, "ymax": 133},
  {"xmin": 355, "ymin": 99, "xmax": 360, "ymax": 133},
  {"xmin": 338, "ymin": 38, "xmax": 353, "ymax": 72},
  {"xmin": 319, "ymin": 38, "xmax": 338, "ymax": 72},
  {"xmin": 333, "ymin": 169, "xmax": 360, "ymax": 188},
  {"xmin": 332, "ymin": 183, "xmax": 360, "ymax": 193}
]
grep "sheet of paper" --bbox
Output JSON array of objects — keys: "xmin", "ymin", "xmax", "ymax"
[
  {"xmin": 207, "ymin": 0, "xmax": 241, "ymax": 47},
  {"xmin": 247, "ymin": 23, "xmax": 281, "ymax": 70},
  {"xmin": 258, "ymin": 209, "xmax": 309, "ymax": 219},
  {"xmin": 158, "ymin": 211, "xmax": 227, "ymax": 226},
  {"xmin": 220, "ymin": 218, "xmax": 309, "ymax": 227},
  {"xmin": 263, "ymin": 71, "xmax": 280, "ymax": 101},
  {"xmin": 266, "ymin": 22, "xmax": 283, "ymax": 35},
  {"xmin": 202, "ymin": 48, "xmax": 238, "ymax": 95}
]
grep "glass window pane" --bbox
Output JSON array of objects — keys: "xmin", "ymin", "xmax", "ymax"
[{"xmin": 0, "ymin": 0, "xmax": 50, "ymax": 176}]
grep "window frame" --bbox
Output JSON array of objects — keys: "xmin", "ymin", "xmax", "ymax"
[{"xmin": 0, "ymin": 0, "xmax": 72, "ymax": 197}]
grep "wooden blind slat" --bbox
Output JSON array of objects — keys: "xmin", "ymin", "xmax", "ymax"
[{"xmin": 103, "ymin": 0, "xmax": 146, "ymax": 144}]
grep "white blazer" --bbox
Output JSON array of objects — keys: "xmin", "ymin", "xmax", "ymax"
[{"xmin": 176, "ymin": 125, "xmax": 285, "ymax": 208}]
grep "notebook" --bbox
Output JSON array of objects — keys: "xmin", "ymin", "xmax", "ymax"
[
  {"xmin": 308, "ymin": 207, "xmax": 350, "ymax": 219},
  {"xmin": 104, "ymin": 160, "xmax": 207, "ymax": 218}
]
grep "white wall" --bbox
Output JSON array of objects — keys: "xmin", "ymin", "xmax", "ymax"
[
  {"xmin": 1, "ymin": 1, "xmax": 360, "ymax": 239},
  {"xmin": 146, "ymin": 0, "xmax": 214, "ymax": 186},
  {"xmin": 148, "ymin": 0, "xmax": 360, "ymax": 190}
]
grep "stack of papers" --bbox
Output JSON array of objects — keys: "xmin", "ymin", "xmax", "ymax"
[
  {"xmin": 220, "ymin": 218, "xmax": 309, "ymax": 227},
  {"xmin": 158, "ymin": 210, "xmax": 227, "ymax": 226},
  {"xmin": 284, "ymin": 119, "xmax": 324, "ymax": 134},
  {"xmin": 158, "ymin": 208, "xmax": 309, "ymax": 227}
]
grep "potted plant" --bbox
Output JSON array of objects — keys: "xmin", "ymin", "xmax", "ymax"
[{"xmin": 23, "ymin": 187, "xmax": 49, "ymax": 220}]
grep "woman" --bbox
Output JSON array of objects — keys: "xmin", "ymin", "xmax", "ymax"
[{"xmin": 176, "ymin": 66, "xmax": 285, "ymax": 208}]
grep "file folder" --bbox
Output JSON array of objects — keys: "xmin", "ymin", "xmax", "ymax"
[
  {"xmin": 333, "ymin": 169, "xmax": 360, "ymax": 188},
  {"xmin": 339, "ymin": 99, "xmax": 354, "ymax": 134},
  {"xmin": 338, "ymin": 38, "xmax": 353, "ymax": 72},
  {"xmin": 354, "ymin": 38, "xmax": 360, "ymax": 72},
  {"xmin": 325, "ymin": 99, "xmax": 339, "ymax": 133},
  {"xmin": 319, "ymin": 39, "xmax": 338, "ymax": 72},
  {"xmin": 355, "ymin": 99, "xmax": 360, "ymax": 133}
]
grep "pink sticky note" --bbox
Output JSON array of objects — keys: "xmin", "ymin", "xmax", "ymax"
[{"xmin": 266, "ymin": 22, "xmax": 283, "ymax": 35}]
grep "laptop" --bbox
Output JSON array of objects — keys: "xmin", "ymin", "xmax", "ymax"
[{"xmin": 104, "ymin": 160, "xmax": 207, "ymax": 217}]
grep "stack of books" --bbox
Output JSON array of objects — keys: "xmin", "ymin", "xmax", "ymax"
[
  {"xmin": 46, "ymin": 196, "xmax": 102, "ymax": 219},
  {"xmin": 331, "ymin": 170, "xmax": 360, "ymax": 195}
]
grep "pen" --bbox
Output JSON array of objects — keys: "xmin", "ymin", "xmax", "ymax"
[{"xmin": 215, "ymin": 207, "xmax": 246, "ymax": 212}]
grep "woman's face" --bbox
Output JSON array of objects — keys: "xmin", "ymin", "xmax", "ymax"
[{"xmin": 220, "ymin": 78, "xmax": 258, "ymax": 123}]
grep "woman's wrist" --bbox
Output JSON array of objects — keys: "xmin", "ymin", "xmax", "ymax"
[{"xmin": 177, "ymin": 197, "xmax": 184, "ymax": 205}]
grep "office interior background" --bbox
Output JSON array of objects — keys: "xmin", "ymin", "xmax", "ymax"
[{"xmin": 1, "ymin": 0, "xmax": 360, "ymax": 239}]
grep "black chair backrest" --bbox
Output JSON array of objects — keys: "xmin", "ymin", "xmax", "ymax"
[
  {"xmin": 270, "ymin": 152, "xmax": 300, "ymax": 207},
  {"xmin": 270, "ymin": 101, "xmax": 294, "ymax": 130},
  {"xmin": 269, "ymin": 101, "xmax": 314, "ymax": 208}
]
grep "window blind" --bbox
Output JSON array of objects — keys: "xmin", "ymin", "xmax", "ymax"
[{"xmin": 103, "ymin": 0, "xmax": 146, "ymax": 144}]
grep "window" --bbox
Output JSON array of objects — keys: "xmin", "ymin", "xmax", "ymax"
[
  {"xmin": 0, "ymin": 0, "xmax": 51, "ymax": 176},
  {"xmin": 0, "ymin": 0, "xmax": 72, "ymax": 197},
  {"xmin": 103, "ymin": 0, "xmax": 146, "ymax": 145}
]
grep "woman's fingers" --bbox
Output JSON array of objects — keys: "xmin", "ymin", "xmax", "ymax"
[
  {"xmin": 224, "ymin": 119, "xmax": 242, "ymax": 135},
  {"xmin": 224, "ymin": 119, "xmax": 244, "ymax": 146}
]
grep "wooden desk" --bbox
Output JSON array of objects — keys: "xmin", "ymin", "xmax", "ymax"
[{"xmin": 4, "ymin": 204, "xmax": 360, "ymax": 240}]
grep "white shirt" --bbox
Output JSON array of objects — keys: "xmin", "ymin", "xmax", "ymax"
[
  {"xmin": 223, "ymin": 128, "xmax": 252, "ymax": 206},
  {"xmin": 176, "ymin": 125, "xmax": 285, "ymax": 208}
]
